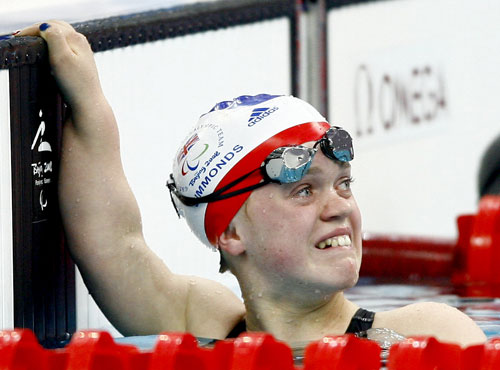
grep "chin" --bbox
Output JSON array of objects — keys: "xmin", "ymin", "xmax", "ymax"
[
  {"xmin": 312, "ymin": 272, "xmax": 360, "ymax": 293},
  {"xmin": 346, "ymin": 274, "xmax": 360, "ymax": 289},
  {"xmin": 337, "ymin": 268, "xmax": 360, "ymax": 291}
]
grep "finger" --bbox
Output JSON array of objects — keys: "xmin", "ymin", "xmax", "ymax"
[
  {"xmin": 15, "ymin": 22, "xmax": 44, "ymax": 37},
  {"xmin": 16, "ymin": 20, "xmax": 74, "ymax": 37},
  {"xmin": 38, "ymin": 23, "xmax": 75, "ymax": 58},
  {"xmin": 39, "ymin": 21, "xmax": 89, "ymax": 53},
  {"xmin": 16, "ymin": 20, "xmax": 91, "ymax": 57},
  {"xmin": 44, "ymin": 20, "xmax": 75, "ymax": 32}
]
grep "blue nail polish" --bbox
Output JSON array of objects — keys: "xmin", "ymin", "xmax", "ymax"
[
  {"xmin": 0, "ymin": 34, "xmax": 13, "ymax": 41},
  {"xmin": 39, "ymin": 23, "xmax": 51, "ymax": 31}
]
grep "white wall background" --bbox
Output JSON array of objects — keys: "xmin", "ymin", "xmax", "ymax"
[
  {"xmin": 327, "ymin": 0, "xmax": 500, "ymax": 238},
  {"xmin": 0, "ymin": 70, "xmax": 13, "ymax": 330},
  {"xmin": 77, "ymin": 18, "xmax": 292, "ymax": 335}
]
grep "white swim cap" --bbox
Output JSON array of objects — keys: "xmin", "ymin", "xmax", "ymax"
[{"xmin": 170, "ymin": 94, "xmax": 330, "ymax": 248}]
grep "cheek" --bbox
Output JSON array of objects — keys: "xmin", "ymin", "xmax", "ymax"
[
  {"xmin": 349, "ymin": 198, "xmax": 362, "ymax": 231},
  {"xmin": 255, "ymin": 203, "xmax": 312, "ymax": 243},
  {"xmin": 253, "ymin": 243, "xmax": 305, "ymax": 278},
  {"xmin": 245, "ymin": 201, "xmax": 313, "ymax": 266}
]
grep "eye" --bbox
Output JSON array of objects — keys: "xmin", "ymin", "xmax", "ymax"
[
  {"xmin": 294, "ymin": 185, "xmax": 313, "ymax": 198},
  {"xmin": 338, "ymin": 177, "xmax": 354, "ymax": 193}
]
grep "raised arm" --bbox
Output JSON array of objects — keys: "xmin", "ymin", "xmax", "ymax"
[{"xmin": 18, "ymin": 21, "xmax": 244, "ymax": 337}]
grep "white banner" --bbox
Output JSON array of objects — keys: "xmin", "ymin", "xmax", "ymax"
[
  {"xmin": 348, "ymin": 44, "xmax": 449, "ymax": 148},
  {"xmin": 0, "ymin": 69, "xmax": 13, "ymax": 330},
  {"xmin": 328, "ymin": 0, "xmax": 500, "ymax": 237}
]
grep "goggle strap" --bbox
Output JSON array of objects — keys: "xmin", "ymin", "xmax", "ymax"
[{"xmin": 170, "ymin": 167, "xmax": 269, "ymax": 206}]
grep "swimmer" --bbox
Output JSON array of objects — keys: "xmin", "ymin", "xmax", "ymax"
[{"xmin": 18, "ymin": 21, "xmax": 486, "ymax": 347}]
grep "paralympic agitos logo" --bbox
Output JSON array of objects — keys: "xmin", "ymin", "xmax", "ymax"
[{"xmin": 177, "ymin": 134, "xmax": 210, "ymax": 176}]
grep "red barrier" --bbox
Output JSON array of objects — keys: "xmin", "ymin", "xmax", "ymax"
[
  {"xmin": 361, "ymin": 195, "xmax": 500, "ymax": 297},
  {"xmin": 149, "ymin": 332, "xmax": 210, "ymax": 370},
  {"xmin": 361, "ymin": 233, "xmax": 456, "ymax": 279},
  {"xmin": 5, "ymin": 328, "xmax": 500, "ymax": 370},
  {"xmin": 459, "ymin": 338, "xmax": 500, "ymax": 370},
  {"xmin": 229, "ymin": 332, "xmax": 294, "ymax": 370},
  {"xmin": 212, "ymin": 339, "xmax": 236, "ymax": 370},
  {"xmin": 452, "ymin": 195, "xmax": 500, "ymax": 296},
  {"xmin": 477, "ymin": 338, "xmax": 500, "ymax": 370},
  {"xmin": 64, "ymin": 330, "xmax": 146, "ymax": 370},
  {"xmin": 387, "ymin": 336, "xmax": 462, "ymax": 370},
  {"xmin": 303, "ymin": 334, "xmax": 381, "ymax": 370},
  {"xmin": 462, "ymin": 343, "xmax": 488, "ymax": 370},
  {"xmin": 0, "ymin": 329, "xmax": 54, "ymax": 370}
]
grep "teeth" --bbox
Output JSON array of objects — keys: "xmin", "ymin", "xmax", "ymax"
[{"xmin": 316, "ymin": 235, "xmax": 351, "ymax": 249}]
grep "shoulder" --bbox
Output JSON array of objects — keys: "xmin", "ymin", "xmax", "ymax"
[{"xmin": 374, "ymin": 301, "xmax": 486, "ymax": 347}]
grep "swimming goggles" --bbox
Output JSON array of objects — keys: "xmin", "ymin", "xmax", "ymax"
[{"xmin": 167, "ymin": 127, "xmax": 353, "ymax": 207}]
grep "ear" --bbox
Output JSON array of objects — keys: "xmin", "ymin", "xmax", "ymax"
[{"xmin": 217, "ymin": 224, "xmax": 246, "ymax": 256}]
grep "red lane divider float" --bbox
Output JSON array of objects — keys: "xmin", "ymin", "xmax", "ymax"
[
  {"xmin": 0, "ymin": 329, "xmax": 57, "ymax": 370},
  {"xmin": 361, "ymin": 195, "xmax": 500, "ymax": 296},
  {"xmin": 3, "ymin": 328, "xmax": 500, "ymax": 369},
  {"xmin": 453, "ymin": 195, "xmax": 500, "ymax": 296},
  {"xmin": 64, "ymin": 330, "xmax": 146, "ymax": 370},
  {"xmin": 388, "ymin": 336, "xmax": 500, "ymax": 370},
  {"xmin": 229, "ymin": 333, "xmax": 294, "ymax": 370},
  {"xmin": 388, "ymin": 336, "xmax": 462, "ymax": 370},
  {"xmin": 303, "ymin": 334, "xmax": 380, "ymax": 370}
]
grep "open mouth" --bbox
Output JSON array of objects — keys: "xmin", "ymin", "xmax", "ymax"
[{"xmin": 315, "ymin": 235, "xmax": 352, "ymax": 249}]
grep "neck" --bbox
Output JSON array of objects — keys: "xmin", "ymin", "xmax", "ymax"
[{"xmin": 241, "ymin": 288, "xmax": 358, "ymax": 344}]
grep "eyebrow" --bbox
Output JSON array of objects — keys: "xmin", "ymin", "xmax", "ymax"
[{"xmin": 306, "ymin": 162, "xmax": 351, "ymax": 176}]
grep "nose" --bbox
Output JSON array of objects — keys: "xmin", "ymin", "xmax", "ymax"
[{"xmin": 319, "ymin": 188, "xmax": 353, "ymax": 222}]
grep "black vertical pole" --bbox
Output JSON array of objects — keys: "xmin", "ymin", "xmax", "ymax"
[
  {"xmin": 9, "ymin": 59, "xmax": 75, "ymax": 348},
  {"xmin": 290, "ymin": 0, "xmax": 301, "ymax": 97}
]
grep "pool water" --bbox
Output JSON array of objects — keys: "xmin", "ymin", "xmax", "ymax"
[{"xmin": 116, "ymin": 279, "xmax": 500, "ymax": 354}]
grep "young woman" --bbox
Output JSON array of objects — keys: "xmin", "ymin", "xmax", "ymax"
[{"xmin": 18, "ymin": 21, "xmax": 486, "ymax": 347}]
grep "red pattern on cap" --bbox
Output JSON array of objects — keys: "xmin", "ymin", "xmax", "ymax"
[{"xmin": 204, "ymin": 121, "xmax": 330, "ymax": 246}]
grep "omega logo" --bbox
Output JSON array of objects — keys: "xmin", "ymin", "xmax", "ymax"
[{"xmin": 354, "ymin": 64, "xmax": 447, "ymax": 137}]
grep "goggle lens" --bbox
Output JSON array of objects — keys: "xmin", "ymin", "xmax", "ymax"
[
  {"xmin": 264, "ymin": 127, "xmax": 353, "ymax": 184},
  {"xmin": 318, "ymin": 127, "xmax": 354, "ymax": 163},
  {"xmin": 265, "ymin": 146, "xmax": 315, "ymax": 184}
]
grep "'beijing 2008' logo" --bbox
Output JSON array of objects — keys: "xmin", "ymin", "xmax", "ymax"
[{"xmin": 177, "ymin": 134, "xmax": 209, "ymax": 176}]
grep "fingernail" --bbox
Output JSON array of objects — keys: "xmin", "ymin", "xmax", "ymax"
[
  {"xmin": 39, "ymin": 23, "xmax": 51, "ymax": 31},
  {"xmin": 0, "ymin": 34, "xmax": 13, "ymax": 41}
]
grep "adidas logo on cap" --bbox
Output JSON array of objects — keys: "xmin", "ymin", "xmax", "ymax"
[{"xmin": 247, "ymin": 106, "xmax": 279, "ymax": 127}]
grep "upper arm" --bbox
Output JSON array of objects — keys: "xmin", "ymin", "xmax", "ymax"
[
  {"xmin": 59, "ymin": 118, "xmax": 245, "ymax": 337},
  {"xmin": 375, "ymin": 302, "xmax": 487, "ymax": 347}
]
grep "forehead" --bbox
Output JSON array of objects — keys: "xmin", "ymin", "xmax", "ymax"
[{"xmin": 305, "ymin": 150, "xmax": 352, "ymax": 177}]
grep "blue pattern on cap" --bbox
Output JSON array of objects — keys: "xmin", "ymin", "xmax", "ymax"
[{"xmin": 205, "ymin": 94, "xmax": 283, "ymax": 115}]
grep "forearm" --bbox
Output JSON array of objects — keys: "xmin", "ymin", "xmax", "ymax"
[
  {"xmin": 58, "ymin": 112, "xmax": 142, "ymax": 256},
  {"xmin": 71, "ymin": 93, "xmax": 117, "ymax": 142}
]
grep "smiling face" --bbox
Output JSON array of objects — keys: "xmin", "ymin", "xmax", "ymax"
[{"xmin": 228, "ymin": 147, "xmax": 363, "ymax": 300}]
